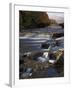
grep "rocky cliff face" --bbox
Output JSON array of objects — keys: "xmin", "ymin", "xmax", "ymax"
[{"xmin": 19, "ymin": 11, "xmax": 50, "ymax": 32}]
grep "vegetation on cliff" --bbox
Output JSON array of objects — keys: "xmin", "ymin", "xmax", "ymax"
[{"xmin": 19, "ymin": 11, "xmax": 50, "ymax": 32}]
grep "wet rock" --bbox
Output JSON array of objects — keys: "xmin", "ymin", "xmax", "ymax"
[
  {"xmin": 37, "ymin": 57, "xmax": 48, "ymax": 62},
  {"xmin": 48, "ymin": 59, "xmax": 56, "ymax": 64},
  {"xmin": 52, "ymin": 33, "xmax": 64, "ymax": 38},
  {"xmin": 49, "ymin": 53, "xmax": 56, "ymax": 60},
  {"xmin": 20, "ymin": 68, "xmax": 33, "ymax": 79},
  {"xmin": 41, "ymin": 43, "xmax": 50, "ymax": 49},
  {"xmin": 21, "ymin": 72, "xmax": 32, "ymax": 78},
  {"xmin": 26, "ymin": 68, "xmax": 32, "ymax": 73}
]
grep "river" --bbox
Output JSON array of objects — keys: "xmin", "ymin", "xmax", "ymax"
[{"xmin": 19, "ymin": 27, "xmax": 64, "ymax": 53}]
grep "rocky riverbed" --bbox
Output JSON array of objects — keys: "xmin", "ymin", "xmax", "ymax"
[
  {"xmin": 19, "ymin": 49, "xmax": 64, "ymax": 79},
  {"xmin": 19, "ymin": 26, "xmax": 64, "ymax": 79}
]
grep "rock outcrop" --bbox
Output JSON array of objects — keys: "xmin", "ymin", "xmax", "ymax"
[{"xmin": 19, "ymin": 11, "xmax": 50, "ymax": 32}]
